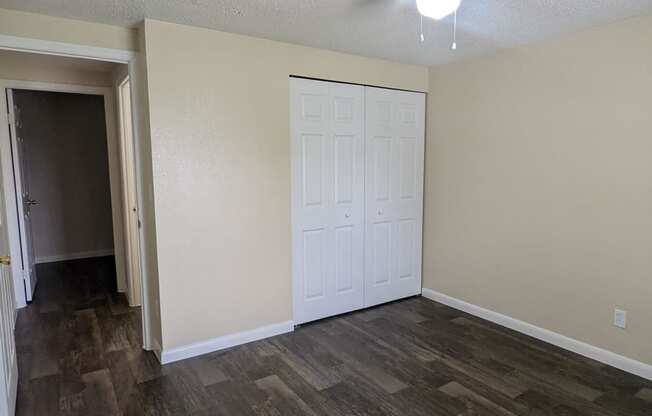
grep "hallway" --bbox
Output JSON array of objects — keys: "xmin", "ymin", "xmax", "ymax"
[{"xmin": 14, "ymin": 257, "xmax": 144, "ymax": 415}]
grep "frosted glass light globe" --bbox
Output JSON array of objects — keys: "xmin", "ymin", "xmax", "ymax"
[{"xmin": 416, "ymin": 0, "xmax": 461, "ymax": 20}]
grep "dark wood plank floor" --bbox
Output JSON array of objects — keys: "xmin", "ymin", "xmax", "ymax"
[{"xmin": 15, "ymin": 257, "xmax": 652, "ymax": 415}]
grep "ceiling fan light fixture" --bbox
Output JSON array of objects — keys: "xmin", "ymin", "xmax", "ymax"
[{"xmin": 416, "ymin": 0, "xmax": 461, "ymax": 20}]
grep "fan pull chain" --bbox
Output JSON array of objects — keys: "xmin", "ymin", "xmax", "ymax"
[
  {"xmin": 420, "ymin": 14, "xmax": 425, "ymax": 42},
  {"xmin": 451, "ymin": 9, "xmax": 457, "ymax": 50}
]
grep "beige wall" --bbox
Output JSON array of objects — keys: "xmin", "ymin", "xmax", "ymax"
[
  {"xmin": 424, "ymin": 14, "xmax": 652, "ymax": 364},
  {"xmin": 13, "ymin": 90, "xmax": 114, "ymax": 261},
  {"xmin": 0, "ymin": 7, "xmax": 137, "ymax": 51},
  {"xmin": 142, "ymin": 19, "xmax": 428, "ymax": 350},
  {"xmin": 0, "ymin": 50, "xmax": 114, "ymax": 86}
]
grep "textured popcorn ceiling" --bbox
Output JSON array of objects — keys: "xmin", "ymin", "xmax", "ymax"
[{"xmin": 1, "ymin": 0, "xmax": 651, "ymax": 66}]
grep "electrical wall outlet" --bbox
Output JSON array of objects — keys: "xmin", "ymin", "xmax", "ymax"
[{"xmin": 614, "ymin": 309, "xmax": 627, "ymax": 329}]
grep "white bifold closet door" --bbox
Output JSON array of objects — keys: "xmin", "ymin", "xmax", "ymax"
[
  {"xmin": 291, "ymin": 78, "xmax": 365, "ymax": 325},
  {"xmin": 291, "ymin": 78, "xmax": 424, "ymax": 324},
  {"xmin": 364, "ymin": 87, "xmax": 425, "ymax": 307}
]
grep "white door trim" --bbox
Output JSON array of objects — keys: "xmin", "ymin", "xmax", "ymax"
[
  {"xmin": 116, "ymin": 74, "xmax": 143, "ymax": 307},
  {"xmin": 0, "ymin": 34, "xmax": 134, "ymax": 63},
  {"xmin": 0, "ymin": 35, "xmax": 154, "ymax": 352}
]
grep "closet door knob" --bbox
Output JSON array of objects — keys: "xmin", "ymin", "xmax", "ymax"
[
  {"xmin": 377, "ymin": 209, "xmax": 383, "ymax": 216},
  {"xmin": 345, "ymin": 213, "xmax": 350, "ymax": 218}
]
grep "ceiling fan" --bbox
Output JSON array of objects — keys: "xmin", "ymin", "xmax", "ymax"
[
  {"xmin": 416, "ymin": 0, "xmax": 461, "ymax": 49},
  {"xmin": 355, "ymin": 0, "xmax": 462, "ymax": 50}
]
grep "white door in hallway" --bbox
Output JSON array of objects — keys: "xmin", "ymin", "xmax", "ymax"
[
  {"xmin": 291, "ymin": 78, "xmax": 365, "ymax": 324},
  {"xmin": 0, "ymin": 95, "xmax": 17, "ymax": 415},
  {"xmin": 7, "ymin": 90, "xmax": 37, "ymax": 302},
  {"xmin": 364, "ymin": 87, "xmax": 425, "ymax": 307}
]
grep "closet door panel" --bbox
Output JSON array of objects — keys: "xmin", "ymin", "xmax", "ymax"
[
  {"xmin": 334, "ymin": 225, "xmax": 354, "ymax": 294},
  {"xmin": 330, "ymin": 82, "xmax": 365, "ymax": 313},
  {"xmin": 371, "ymin": 221, "xmax": 392, "ymax": 286},
  {"xmin": 364, "ymin": 87, "xmax": 425, "ymax": 307},
  {"xmin": 291, "ymin": 78, "xmax": 364, "ymax": 324},
  {"xmin": 303, "ymin": 229, "xmax": 327, "ymax": 300}
]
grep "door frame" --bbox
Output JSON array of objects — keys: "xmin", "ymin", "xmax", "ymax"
[
  {"xmin": 115, "ymin": 74, "xmax": 143, "ymax": 307},
  {"xmin": 0, "ymin": 34, "xmax": 154, "ymax": 351},
  {"xmin": 2, "ymin": 81, "xmax": 127, "ymax": 304}
]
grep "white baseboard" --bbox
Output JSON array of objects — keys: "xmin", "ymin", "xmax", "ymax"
[
  {"xmin": 421, "ymin": 288, "xmax": 652, "ymax": 381},
  {"xmin": 35, "ymin": 249, "xmax": 115, "ymax": 264},
  {"xmin": 159, "ymin": 320, "xmax": 294, "ymax": 364}
]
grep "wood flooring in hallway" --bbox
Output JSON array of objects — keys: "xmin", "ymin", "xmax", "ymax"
[{"xmin": 14, "ymin": 257, "xmax": 652, "ymax": 415}]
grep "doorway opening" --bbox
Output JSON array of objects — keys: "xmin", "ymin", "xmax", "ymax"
[
  {"xmin": 0, "ymin": 41, "xmax": 154, "ymax": 415},
  {"xmin": 0, "ymin": 51, "xmax": 145, "ymax": 316},
  {"xmin": 7, "ymin": 88, "xmax": 125, "ymax": 302},
  {"xmin": 0, "ymin": 57, "xmax": 145, "ymax": 322}
]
